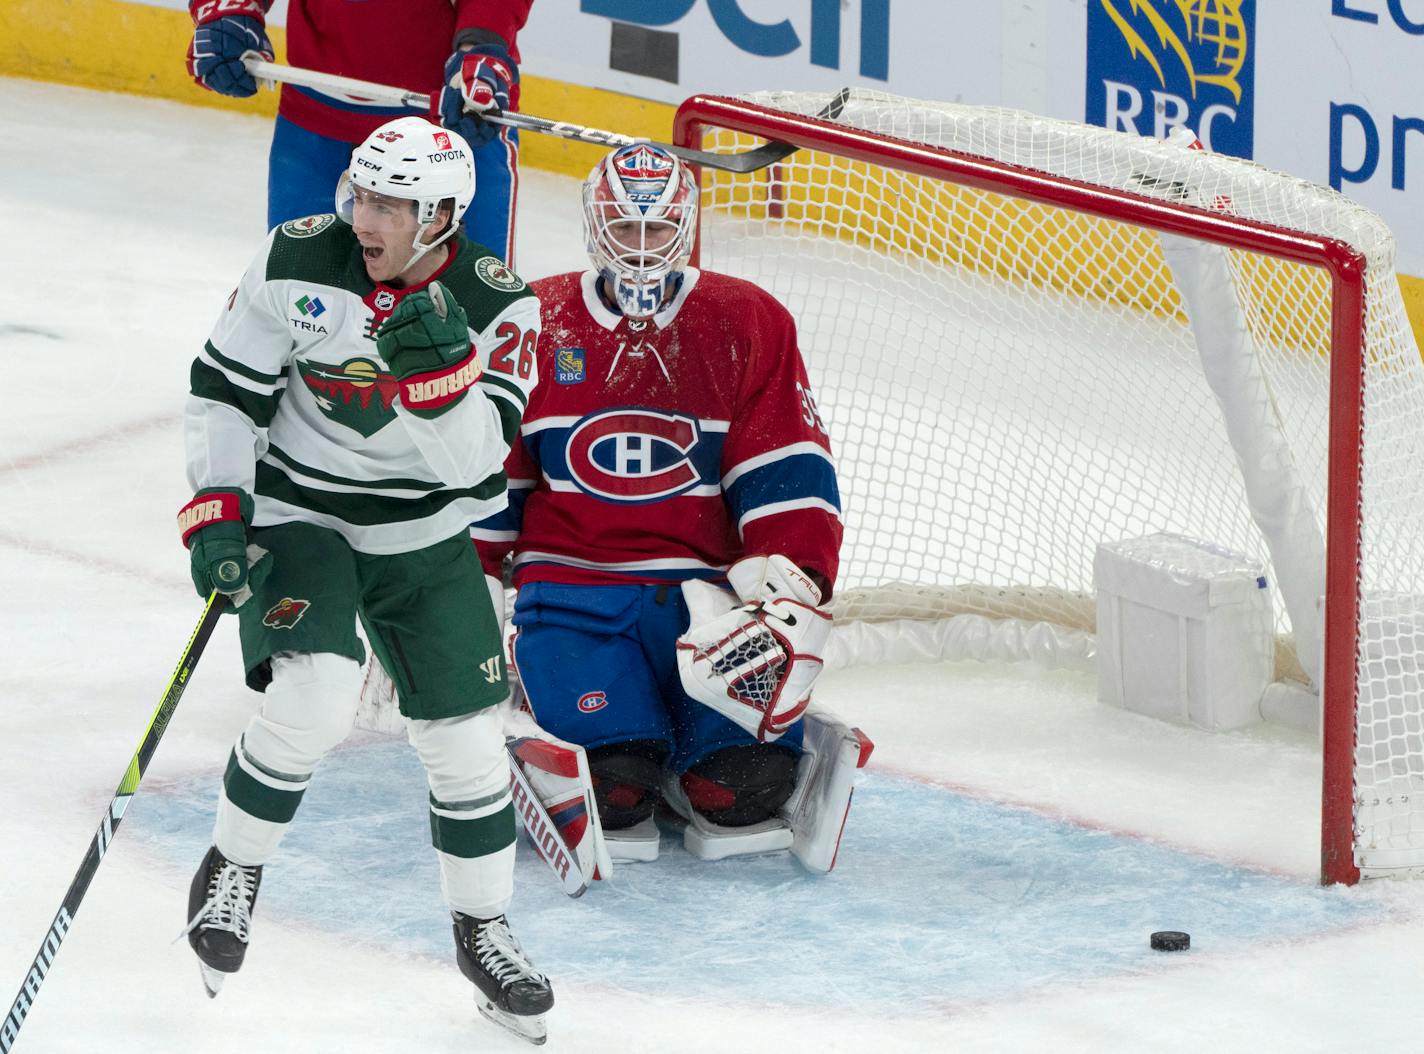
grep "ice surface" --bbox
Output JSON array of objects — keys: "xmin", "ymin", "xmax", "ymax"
[{"xmin": 3, "ymin": 78, "xmax": 1424, "ymax": 1053}]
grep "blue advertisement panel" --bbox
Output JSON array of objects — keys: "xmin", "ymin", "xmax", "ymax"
[{"xmin": 1085, "ymin": 1, "xmax": 1255, "ymax": 158}]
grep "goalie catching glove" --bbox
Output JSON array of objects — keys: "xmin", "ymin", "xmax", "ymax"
[{"xmin": 676, "ymin": 555, "xmax": 832, "ymax": 742}]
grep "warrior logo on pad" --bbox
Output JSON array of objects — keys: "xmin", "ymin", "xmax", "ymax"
[{"xmin": 262, "ymin": 597, "xmax": 310, "ymax": 629}]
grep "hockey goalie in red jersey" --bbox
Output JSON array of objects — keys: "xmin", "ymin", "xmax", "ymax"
[{"xmin": 475, "ymin": 144, "xmax": 873, "ymax": 873}]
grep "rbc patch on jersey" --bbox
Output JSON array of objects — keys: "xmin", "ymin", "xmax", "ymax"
[
  {"xmin": 612, "ymin": 144, "xmax": 676, "ymax": 208},
  {"xmin": 555, "ymin": 347, "xmax": 586, "ymax": 385}
]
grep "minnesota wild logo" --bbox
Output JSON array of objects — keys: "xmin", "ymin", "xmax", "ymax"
[
  {"xmin": 281, "ymin": 214, "xmax": 336, "ymax": 238},
  {"xmin": 262, "ymin": 597, "xmax": 310, "ymax": 629},
  {"xmin": 476, "ymin": 255, "xmax": 526, "ymax": 292},
  {"xmin": 298, "ymin": 356, "xmax": 400, "ymax": 437}
]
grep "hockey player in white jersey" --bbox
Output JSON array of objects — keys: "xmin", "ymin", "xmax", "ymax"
[{"xmin": 178, "ymin": 117, "xmax": 552, "ymax": 1044}]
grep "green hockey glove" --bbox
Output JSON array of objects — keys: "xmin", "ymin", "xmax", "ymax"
[
  {"xmin": 177, "ymin": 488, "xmax": 271, "ymax": 606},
  {"xmin": 377, "ymin": 282, "xmax": 482, "ymax": 418}
]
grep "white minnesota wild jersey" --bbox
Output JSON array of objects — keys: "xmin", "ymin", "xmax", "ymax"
[{"xmin": 186, "ymin": 214, "xmax": 540, "ymax": 555}]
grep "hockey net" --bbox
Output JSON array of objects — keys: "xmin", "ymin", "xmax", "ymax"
[{"xmin": 675, "ymin": 90, "xmax": 1424, "ymax": 884}]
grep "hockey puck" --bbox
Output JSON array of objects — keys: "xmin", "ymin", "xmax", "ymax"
[{"xmin": 1150, "ymin": 930, "xmax": 1190, "ymax": 952}]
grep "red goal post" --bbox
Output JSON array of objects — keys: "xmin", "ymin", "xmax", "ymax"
[{"xmin": 670, "ymin": 90, "xmax": 1424, "ymax": 886}]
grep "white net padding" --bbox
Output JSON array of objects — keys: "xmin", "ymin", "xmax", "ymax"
[{"xmin": 689, "ymin": 90, "xmax": 1424, "ymax": 881}]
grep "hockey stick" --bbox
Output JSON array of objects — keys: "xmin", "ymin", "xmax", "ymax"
[
  {"xmin": 1, "ymin": 593, "xmax": 228, "ymax": 1052},
  {"xmin": 244, "ymin": 60, "xmax": 849, "ymax": 174}
]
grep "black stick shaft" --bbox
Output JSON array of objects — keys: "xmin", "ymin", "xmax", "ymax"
[{"xmin": 1, "ymin": 593, "xmax": 227, "ymax": 1052}]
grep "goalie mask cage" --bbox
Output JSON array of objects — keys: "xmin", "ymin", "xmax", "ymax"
[{"xmin": 673, "ymin": 90, "xmax": 1424, "ymax": 886}]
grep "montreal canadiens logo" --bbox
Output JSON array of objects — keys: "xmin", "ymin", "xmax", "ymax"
[
  {"xmin": 577, "ymin": 691, "xmax": 608, "ymax": 713},
  {"xmin": 565, "ymin": 408, "xmax": 703, "ymax": 502}
]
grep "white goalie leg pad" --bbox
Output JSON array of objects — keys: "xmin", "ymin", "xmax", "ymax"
[
  {"xmin": 407, "ymin": 707, "xmax": 516, "ymax": 919},
  {"xmin": 676, "ymin": 555, "xmax": 833, "ymax": 743},
  {"xmin": 781, "ymin": 708, "xmax": 875, "ymax": 874},
  {"xmin": 215, "ymin": 651, "xmax": 362, "ymax": 865},
  {"xmin": 503, "ymin": 707, "xmax": 613, "ymax": 885},
  {"xmin": 604, "ymin": 816, "xmax": 661, "ymax": 863},
  {"xmin": 354, "ymin": 653, "xmax": 404, "ymax": 736},
  {"xmin": 662, "ymin": 771, "xmax": 794, "ymax": 861}
]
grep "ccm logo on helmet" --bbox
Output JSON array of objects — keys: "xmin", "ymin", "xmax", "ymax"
[{"xmin": 565, "ymin": 409, "xmax": 705, "ymax": 502}]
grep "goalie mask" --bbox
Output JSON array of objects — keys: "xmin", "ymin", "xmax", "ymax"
[
  {"xmin": 583, "ymin": 143, "xmax": 698, "ymax": 318},
  {"xmin": 335, "ymin": 117, "xmax": 476, "ymax": 274}
]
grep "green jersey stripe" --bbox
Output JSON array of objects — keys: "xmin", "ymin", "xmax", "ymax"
[
  {"xmin": 204, "ymin": 340, "xmax": 286, "ymax": 386},
  {"xmin": 256, "ymin": 460, "xmax": 507, "ymax": 526},
  {"xmin": 487, "ymin": 396, "xmax": 523, "ymax": 447},
  {"xmin": 478, "ymin": 371, "xmax": 528, "ymax": 408},
  {"xmin": 191, "ymin": 360, "xmax": 281, "ymax": 428},
  {"xmin": 266, "ymin": 445, "xmax": 445, "ymax": 493}
]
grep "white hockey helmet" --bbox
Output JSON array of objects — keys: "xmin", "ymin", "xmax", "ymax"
[
  {"xmin": 582, "ymin": 143, "xmax": 698, "ymax": 318},
  {"xmin": 336, "ymin": 117, "xmax": 476, "ymax": 270}
]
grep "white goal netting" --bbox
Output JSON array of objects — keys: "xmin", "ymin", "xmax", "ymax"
[{"xmin": 691, "ymin": 89, "xmax": 1424, "ymax": 881}]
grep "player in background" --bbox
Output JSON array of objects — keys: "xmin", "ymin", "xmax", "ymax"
[
  {"xmin": 185, "ymin": 0, "xmax": 531, "ymax": 263},
  {"xmin": 475, "ymin": 144, "xmax": 872, "ymax": 873},
  {"xmin": 178, "ymin": 116, "xmax": 552, "ymax": 1044}
]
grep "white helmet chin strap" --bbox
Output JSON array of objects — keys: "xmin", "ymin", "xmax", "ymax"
[{"xmin": 397, "ymin": 220, "xmax": 452, "ymax": 278}]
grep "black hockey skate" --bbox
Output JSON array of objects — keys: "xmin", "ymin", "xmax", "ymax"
[
  {"xmin": 453, "ymin": 913, "xmax": 554, "ymax": 1045},
  {"xmin": 183, "ymin": 845, "xmax": 262, "ymax": 998}
]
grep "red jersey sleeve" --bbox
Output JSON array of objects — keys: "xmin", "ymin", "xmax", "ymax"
[{"xmin": 720, "ymin": 290, "xmax": 843, "ymax": 596}]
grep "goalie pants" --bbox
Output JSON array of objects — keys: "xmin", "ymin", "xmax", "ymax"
[
  {"xmin": 267, "ymin": 115, "xmax": 520, "ymax": 264},
  {"xmin": 510, "ymin": 580, "xmax": 804, "ymax": 772},
  {"xmin": 214, "ymin": 522, "xmax": 516, "ymax": 918}
]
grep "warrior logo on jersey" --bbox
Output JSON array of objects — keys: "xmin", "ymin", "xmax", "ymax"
[
  {"xmin": 612, "ymin": 144, "xmax": 676, "ymax": 208},
  {"xmin": 280, "ymin": 214, "xmax": 336, "ymax": 238},
  {"xmin": 298, "ymin": 357, "xmax": 400, "ymax": 437},
  {"xmin": 566, "ymin": 408, "xmax": 704, "ymax": 503},
  {"xmin": 555, "ymin": 347, "xmax": 586, "ymax": 385},
  {"xmin": 262, "ymin": 597, "xmax": 311, "ymax": 629}
]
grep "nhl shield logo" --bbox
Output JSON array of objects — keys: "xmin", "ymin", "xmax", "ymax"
[
  {"xmin": 262, "ymin": 597, "xmax": 311, "ymax": 629},
  {"xmin": 373, "ymin": 290, "xmax": 396, "ymax": 311},
  {"xmin": 555, "ymin": 347, "xmax": 586, "ymax": 385}
]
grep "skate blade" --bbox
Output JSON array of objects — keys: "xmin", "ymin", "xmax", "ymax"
[
  {"xmin": 197, "ymin": 962, "xmax": 227, "ymax": 999},
  {"xmin": 478, "ymin": 1000, "xmax": 548, "ymax": 1046}
]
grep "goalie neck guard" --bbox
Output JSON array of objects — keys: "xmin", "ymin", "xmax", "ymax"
[
  {"xmin": 582, "ymin": 144, "xmax": 698, "ymax": 319},
  {"xmin": 335, "ymin": 117, "xmax": 476, "ymax": 276}
]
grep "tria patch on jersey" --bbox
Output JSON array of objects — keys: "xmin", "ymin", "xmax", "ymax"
[
  {"xmin": 475, "ymin": 255, "xmax": 526, "ymax": 292},
  {"xmin": 262, "ymin": 597, "xmax": 311, "ymax": 629},
  {"xmin": 555, "ymin": 347, "xmax": 586, "ymax": 385},
  {"xmin": 281, "ymin": 214, "xmax": 336, "ymax": 239}
]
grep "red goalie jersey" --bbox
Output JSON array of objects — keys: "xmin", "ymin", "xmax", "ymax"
[{"xmin": 473, "ymin": 269, "xmax": 842, "ymax": 595}]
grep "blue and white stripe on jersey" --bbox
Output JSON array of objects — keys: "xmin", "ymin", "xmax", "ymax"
[{"xmin": 721, "ymin": 442, "xmax": 841, "ymax": 536}]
